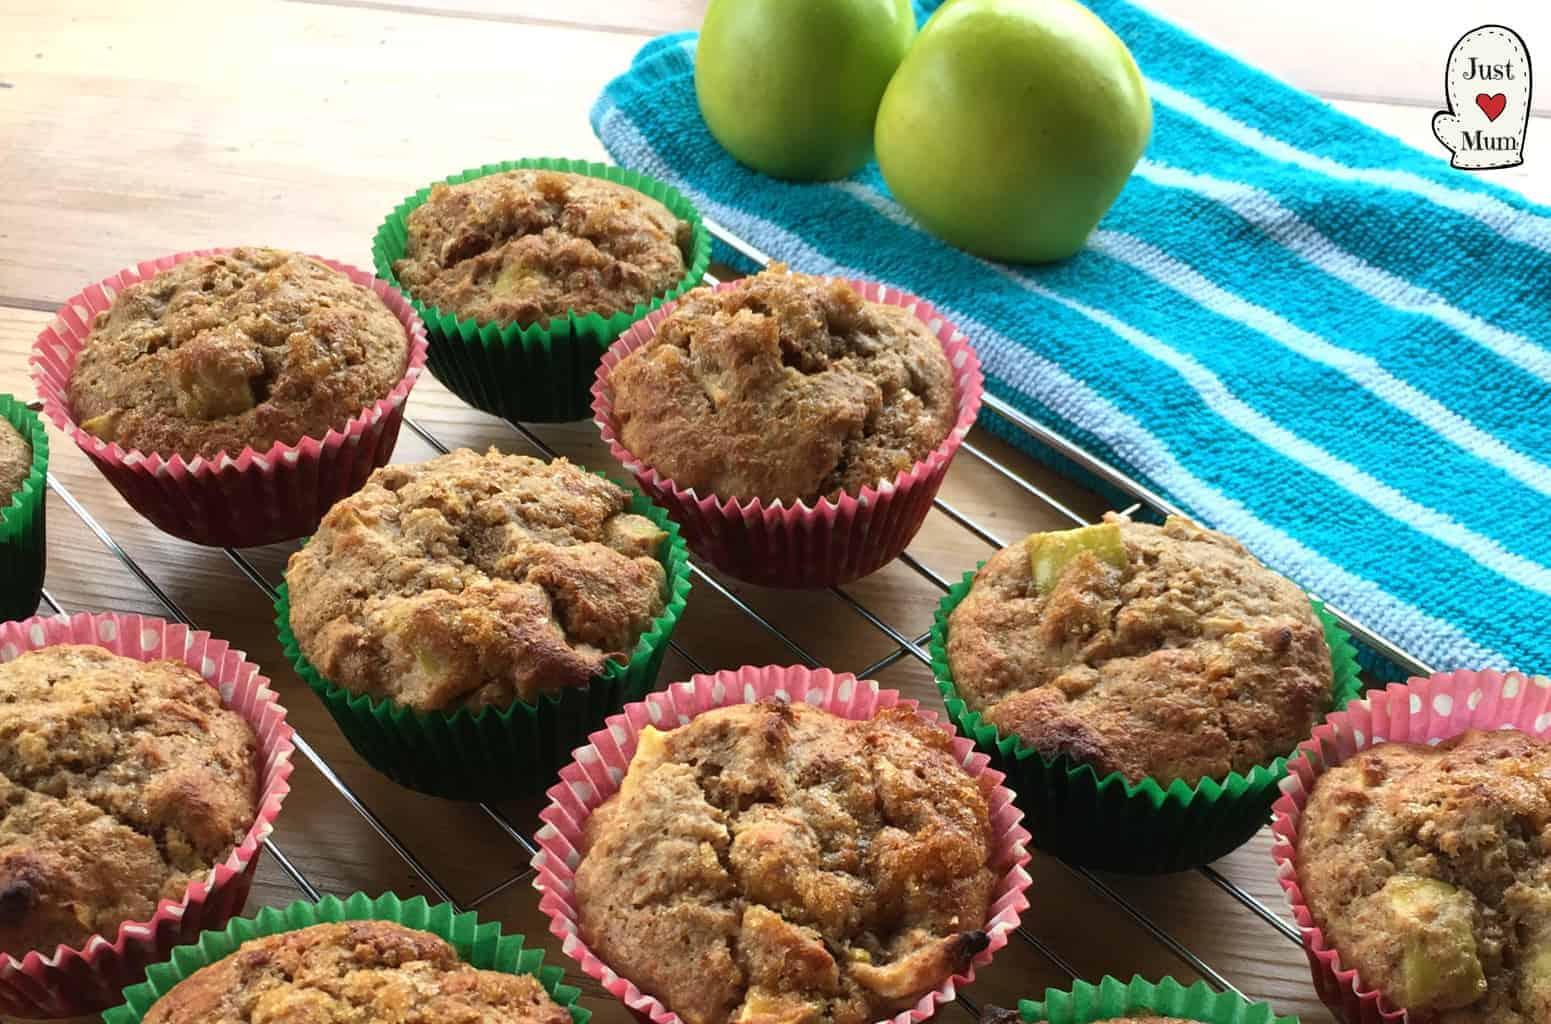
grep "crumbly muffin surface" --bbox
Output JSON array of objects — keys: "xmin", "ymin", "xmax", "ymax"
[
  {"xmin": 575, "ymin": 700, "xmax": 999, "ymax": 1024},
  {"xmin": 1298, "ymin": 729, "xmax": 1551, "ymax": 1023},
  {"xmin": 286, "ymin": 449, "xmax": 667, "ymax": 710},
  {"xmin": 392, "ymin": 169, "xmax": 691, "ymax": 327},
  {"xmin": 947, "ymin": 514, "xmax": 1332, "ymax": 786},
  {"xmin": 0, "ymin": 645, "xmax": 258, "ymax": 956},
  {"xmin": 607, "ymin": 265, "xmax": 957, "ymax": 504},
  {"xmin": 140, "ymin": 920, "xmax": 576, "ymax": 1024},
  {"xmin": 0, "ymin": 417, "xmax": 32, "ymax": 510},
  {"xmin": 69, "ymin": 247, "xmax": 407, "ymax": 459}
]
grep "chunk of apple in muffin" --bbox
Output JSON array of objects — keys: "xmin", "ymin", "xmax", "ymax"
[
  {"xmin": 171, "ymin": 329, "xmax": 266, "ymax": 420},
  {"xmin": 1025, "ymin": 522, "xmax": 1128, "ymax": 594},
  {"xmin": 1377, "ymin": 875, "xmax": 1487, "ymax": 1011}
]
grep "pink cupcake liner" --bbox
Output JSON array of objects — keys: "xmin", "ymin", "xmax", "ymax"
[
  {"xmin": 0, "ymin": 611, "xmax": 295, "ymax": 1018},
  {"xmin": 592, "ymin": 279, "xmax": 984, "ymax": 588},
  {"xmin": 532, "ymin": 664, "xmax": 1032, "ymax": 1024},
  {"xmin": 30, "ymin": 249, "xmax": 430, "ymax": 548},
  {"xmin": 1270, "ymin": 669, "xmax": 1551, "ymax": 1024}
]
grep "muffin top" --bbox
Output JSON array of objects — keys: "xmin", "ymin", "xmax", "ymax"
[
  {"xmin": 139, "ymin": 920, "xmax": 576, "ymax": 1024},
  {"xmin": 69, "ymin": 247, "xmax": 408, "ymax": 460},
  {"xmin": 1297, "ymin": 729, "xmax": 1551, "ymax": 1023},
  {"xmin": 285, "ymin": 448, "xmax": 668, "ymax": 710},
  {"xmin": 607, "ymin": 265, "xmax": 957, "ymax": 504},
  {"xmin": 575, "ymin": 700, "xmax": 999, "ymax": 1024},
  {"xmin": 0, "ymin": 645, "xmax": 258, "ymax": 956},
  {"xmin": 0, "ymin": 416, "xmax": 32, "ymax": 510},
  {"xmin": 946, "ymin": 514, "xmax": 1332, "ymax": 786},
  {"xmin": 391, "ymin": 169, "xmax": 691, "ymax": 327}
]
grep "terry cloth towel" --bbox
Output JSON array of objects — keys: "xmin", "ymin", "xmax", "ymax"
[{"xmin": 591, "ymin": 1, "xmax": 1551, "ymax": 680}]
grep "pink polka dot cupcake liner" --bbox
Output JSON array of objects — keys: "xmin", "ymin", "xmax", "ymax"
[
  {"xmin": 592, "ymin": 279, "xmax": 983, "ymax": 588},
  {"xmin": 531, "ymin": 663, "xmax": 1032, "ymax": 1024},
  {"xmin": 30, "ymin": 249, "xmax": 429, "ymax": 548},
  {"xmin": 1270, "ymin": 668, "xmax": 1551, "ymax": 1024},
  {"xmin": 0, "ymin": 612, "xmax": 294, "ymax": 1018}
]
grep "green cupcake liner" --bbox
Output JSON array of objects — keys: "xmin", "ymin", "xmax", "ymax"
[
  {"xmin": 275, "ymin": 492, "xmax": 692, "ymax": 800},
  {"xmin": 931, "ymin": 566, "xmax": 1362, "ymax": 874},
  {"xmin": 372, "ymin": 157, "xmax": 712, "ymax": 424},
  {"xmin": 0, "ymin": 395, "xmax": 48, "ymax": 623},
  {"xmin": 103, "ymin": 891, "xmax": 588, "ymax": 1024},
  {"xmin": 1016, "ymin": 975, "xmax": 1297, "ymax": 1024}
]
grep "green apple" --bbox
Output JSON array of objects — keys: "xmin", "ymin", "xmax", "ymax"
[
  {"xmin": 695, "ymin": 0, "xmax": 915, "ymax": 181},
  {"xmin": 874, "ymin": 0, "xmax": 1151, "ymax": 263}
]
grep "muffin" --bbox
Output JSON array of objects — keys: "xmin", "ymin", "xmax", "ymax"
[
  {"xmin": 574, "ymin": 699, "xmax": 998, "ymax": 1024},
  {"xmin": 391, "ymin": 169, "xmax": 692, "ymax": 327},
  {"xmin": 1296, "ymin": 729, "xmax": 1551, "ymax": 1023},
  {"xmin": 946, "ymin": 513, "xmax": 1332, "ymax": 786},
  {"xmin": 0, "ymin": 645, "xmax": 259, "ymax": 956},
  {"xmin": 68, "ymin": 247, "xmax": 409, "ymax": 459},
  {"xmin": 285, "ymin": 448, "xmax": 668, "ymax": 710},
  {"xmin": 136, "ymin": 920, "xmax": 576, "ymax": 1023},
  {"xmin": 0, "ymin": 417, "xmax": 31, "ymax": 514},
  {"xmin": 606, "ymin": 264, "xmax": 958, "ymax": 504}
]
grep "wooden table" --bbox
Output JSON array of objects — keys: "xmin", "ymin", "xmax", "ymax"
[{"xmin": 2, "ymin": 3, "xmax": 1546, "ymax": 1021}]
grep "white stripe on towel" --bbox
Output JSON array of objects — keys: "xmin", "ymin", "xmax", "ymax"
[
  {"xmin": 1133, "ymin": 160, "xmax": 1551, "ymax": 385},
  {"xmin": 1087, "ymin": 227, "xmax": 1551, "ymax": 499},
  {"xmin": 1146, "ymin": 79, "xmax": 1551, "ymax": 256}
]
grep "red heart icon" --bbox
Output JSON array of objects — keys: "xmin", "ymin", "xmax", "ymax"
[{"xmin": 1476, "ymin": 92, "xmax": 1507, "ymax": 121}]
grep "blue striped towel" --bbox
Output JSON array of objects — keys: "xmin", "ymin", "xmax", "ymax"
[{"xmin": 590, "ymin": 1, "xmax": 1551, "ymax": 679}]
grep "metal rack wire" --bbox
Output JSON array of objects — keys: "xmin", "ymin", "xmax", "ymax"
[{"xmin": 31, "ymin": 217, "xmax": 1435, "ymax": 1018}]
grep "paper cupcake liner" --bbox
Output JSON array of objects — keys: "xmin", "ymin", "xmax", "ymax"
[
  {"xmin": 1015, "ymin": 975, "xmax": 1297, "ymax": 1024},
  {"xmin": 0, "ymin": 612, "xmax": 294, "ymax": 1018},
  {"xmin": 592, "ymin": 279, "xmax": 985, "ymax": 588},
  {"xmin": 274, "ymin": 493, "xmax": 691, "ymax": 800},
  {"xmin": 1270, "ymin": 669, "xmax": 1551, "ymax": 1024},
  {"xmin": 30, "ymin": 249, "xmax": 430, "ymax": 548},
  {"xmin": 532, "ymin": 664, "xmax": 1033, "ymax": 1024},
  {"xmin": 932, "ymin": 568, "xmax": 1362, "ymax": 874},
  {"xmin": 371, "ymin": 158, "xmax": 712, "ymax": 424},
  {"xmin": 0, "ymin": 397, "xmax": 48, "ymax": 623},
  {"xmin": 101, "ymin": 891, "xmax": 588, "ymax": 1024}
]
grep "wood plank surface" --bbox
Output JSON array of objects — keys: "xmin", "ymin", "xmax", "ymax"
[{"xmin": 1, "ymin": 2, "xmax": 1545, "ymax": 1022}]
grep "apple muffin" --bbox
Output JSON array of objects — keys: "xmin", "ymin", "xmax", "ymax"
[
  {"xmin": 0, "ymin": 415, "xmax": 32, "ymax": 512},
  {"xmin": 391, "ymin": 169, "xmax": 692, "ymax": 327},
  {"xmin": 606, "ymin": 264, "xmax": 957, "ymax": 504},
  {"xmin": 138, "ymin": 919, "xmax": 577, "ymax": 1023},
  {"xmin": 69, "ymin": 247, "xmax": 408, "ymax": 459},
  {"xmin": 0, "ymin": 645, "xmax": 258, "ymax": 956},
  {"xmin": 285, "ymin": 448, "xmax": 668, "ymax": 710},
  {"xmin": 574, "ymin": 699, "xmax": 999, "ymax": 1024},
  {"xmin": 946, "ymin": 513, "xmax": 1332, "ymax": 785},
  {"xmin": 1297, "ymin": 729, "xmax": 1551, "ymax": 1023}
]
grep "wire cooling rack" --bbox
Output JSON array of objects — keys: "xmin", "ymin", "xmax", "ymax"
[{"xmin": 30, "ymin": 218, "xmax": 1434, "ymax": 1018}]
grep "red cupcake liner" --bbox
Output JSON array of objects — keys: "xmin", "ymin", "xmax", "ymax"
[
  {"xmin": 532, "ymin": 664, "xmax": 1032, "ymax": 1024},
  {"xmin": 0, "ymin": 612, "xmax": 295, "ymax": 1018},
  {"xmin": 1270, "ymin": 669, "xmax": 1551, "ymax": 1024},
  {"xmin": 30, "ymin": 249, "xmax": 429, "ymax": 548},
  {"xmin": 592, "ymin": 279, "xmax": 984, "ymax": 588}
]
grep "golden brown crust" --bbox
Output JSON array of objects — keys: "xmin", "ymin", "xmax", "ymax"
[
  {"xmin": 0, "ymin": 645, "xmax": 258, "ymax": 956},
  {"xmin": 607, "ymin": 265, "xmax": 957, "ymax": 504},
  {"xmin": 285, "ymin": 448, "xmax": 667, "ymax": 709},
  {"xmin": 0, "ymin": 417, "xmax": 31, "ymax": 513},
  {"xmin": 68, "ymin": 248, "xmax": 408, "ymax": 459},
  {"xmin": 139, "ymin": 920, "xmax": 576, "ymax": 1023},
  {"xmin": 946, "ymin": 514, "xmax": 1332, "ymax": 785},
  {"xmin": 392, "ymin": 170, "xmax": 690, "ymax": 327},
  {"xmin": 1297, "ymin": 729, "xmax": 1551, "ymax": 1023},
  {"xmin": 575, "ymin": 701, "xmax": 999, "ymax": 1024}
]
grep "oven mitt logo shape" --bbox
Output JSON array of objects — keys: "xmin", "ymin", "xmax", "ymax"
[{"xmin": 1433, "ymin": 25, "xmax": 1531, "ymax": 170}]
